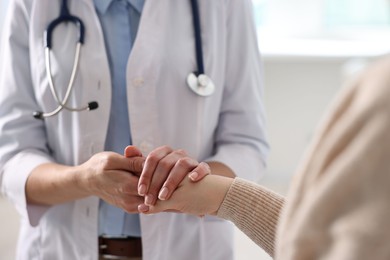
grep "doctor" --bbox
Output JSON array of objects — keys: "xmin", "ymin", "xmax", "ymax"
[{"xmin": 0, "ymin": 0, "xmax": 268, "ymax": 260}]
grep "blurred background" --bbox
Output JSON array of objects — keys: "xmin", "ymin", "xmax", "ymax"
[{"xmin": 1, "ymin": 0, "xmax": 390, "ymax": 259}]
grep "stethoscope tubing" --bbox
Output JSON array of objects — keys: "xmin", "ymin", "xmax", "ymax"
[
  {"xmin": 190, "ymin": 0, "xmax": 205, "ymax": 76},
  {"xmin": 45, "ymin": 43, "xmax": 88, "ymax": 113},
  {"xmin": 44, "ymin": 0, "xmax": 85, "ymax": 49},
  {"xmin": 34, "ymin": 0, "xmax": 96, "ymax": 119}
]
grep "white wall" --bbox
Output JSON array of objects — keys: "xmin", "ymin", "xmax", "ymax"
[
  {"xmin": 262, "ymin": 58, "xmax": 343, "ymax": 188},
  {"xmin": 260, "ymin": 55, "xmax": 372, "ymax": 191}
]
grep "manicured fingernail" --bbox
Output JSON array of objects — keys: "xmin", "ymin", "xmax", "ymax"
[
  {"xmin": 158, "ymin": 187, "xmax": 169, "ymax": 200},
  {"xmin": 189, "ymin": 171, "xmax": 199, "ymax": 181},
  {"xmin": 145, "ymin": 194, "xmax": 154, "ymax": 206},
  {"xmin": 138, "ymin": 204, "xmax": 149, "ymax": 213},
  {"xmin": 138, "ymin": 184, "xmax": 146, "ymax": 196}
]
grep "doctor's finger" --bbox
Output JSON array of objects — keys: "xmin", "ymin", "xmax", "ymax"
[
  {"xmin": 121, "ymin": 173, "xmax": 142, "ymax": 195},
  {"xmin": 107, "ymin": 156, "xmax": 145, "ymax": 175},
  {"xmin": 95, "ymin": 152, "xmax": 142, "ymax": 173},
  {"xmin": 121, "ymin": 196, "xmax": 145, "ymax": 214},
  {"xmin": 123, "ymin": 146, "xmax": 145, "ymax": 176},
  {"xmin": 138, "ymin": 202, "xmax": 176, "ymax": 215},
  {"xmin": 126, "ymin": 157, "xmax": 145, "ymax": 176},
  {"xmin": 138, "ymin": 146, "xmax": 173, "ymax": 196}
]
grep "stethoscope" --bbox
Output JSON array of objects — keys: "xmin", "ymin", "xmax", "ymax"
[
  {"xmin": 186, "ymin": 0, "xmax": 215, "ymax": 97},
  {"xmin": 34, "ymin": 0, "xmax": 215, "ymax": 120},
  {"xmin": 33, "ymin": 0, "xmax": 97, "ymax": 119}
]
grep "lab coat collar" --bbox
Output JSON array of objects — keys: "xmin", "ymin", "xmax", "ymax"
[{"xmin": 94, "ymin": 0, "xmax": 145, "ymax": 15}]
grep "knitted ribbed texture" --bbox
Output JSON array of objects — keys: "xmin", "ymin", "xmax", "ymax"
[{"xmin": 217, "ymin": 178, "xmax": 284, "ymax": 257}]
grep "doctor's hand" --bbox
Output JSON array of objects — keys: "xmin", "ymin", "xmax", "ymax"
[
  {"xmin": 79, "ymin": 146, "xmax": 145, "ymax": 213},
  {"xmin": 138, "ymin": 175, "xmax": 233, "ymax": 216},
  {"xmin": 136, "ymin": 146, "xmax": 210, "ymax": 206}
]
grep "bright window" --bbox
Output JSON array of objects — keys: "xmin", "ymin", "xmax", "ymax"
[
  {"xmin": 253, "ymin": 0, "xmax": 390, "ymax": 35},
  {"xmin": 325, "ymin": 0, "xmax": 390, "ymax": 29},
  {"xmin": 252, "ymin": 0, "xmax": 390, "ymax": 57}
]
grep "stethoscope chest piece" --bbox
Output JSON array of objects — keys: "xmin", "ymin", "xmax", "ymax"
[{"xmin": 187, "ymin": 72, "xmax": 215, "ymax": 97}]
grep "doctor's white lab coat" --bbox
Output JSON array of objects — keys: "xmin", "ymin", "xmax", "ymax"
[{"xmin": 0, "ymin": 0, "xmax": 268, "ymax": 259}]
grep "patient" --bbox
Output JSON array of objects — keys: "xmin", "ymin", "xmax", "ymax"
[{"xmin": 138, "ymin": 55, "xmax": 390, "ymax": 259}]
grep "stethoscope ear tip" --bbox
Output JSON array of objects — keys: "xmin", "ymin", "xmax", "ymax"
[
  {"xmin": 33, "ymin": 101, "xmax": 98, "ymax": 120},
  {"xmin": 33, "ymin": 111, "xmax": 44, "ymax": 120},
  {"xmin": 88, "ymin": 101, "xmax": 99, "ymax": 111}
]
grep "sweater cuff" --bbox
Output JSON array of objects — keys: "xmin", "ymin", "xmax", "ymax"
[{"xmin": 217, "ymin": 178, "xmax": 284, "ymax": 257}]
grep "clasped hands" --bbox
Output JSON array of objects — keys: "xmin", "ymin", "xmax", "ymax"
[{"xmin": 86, "ymin": 145, "xmax": 213, "ymax": 215}]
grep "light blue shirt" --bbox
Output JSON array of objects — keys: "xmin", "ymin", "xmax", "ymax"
[{"xmin": 94, "ymin": 0, "xmax": 145, "ymax": 237}]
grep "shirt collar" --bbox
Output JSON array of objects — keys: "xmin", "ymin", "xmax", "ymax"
[
  {"xmin": 94, "ymin": 0, "xmax": 144, "ymax": 15},
  {"xmin": 129, "ymin": 0, "xmax": 145, "ymax": 13},
  {"xmin": 94, "ymin": 0, "xmax": 111, "ymax": 14}
]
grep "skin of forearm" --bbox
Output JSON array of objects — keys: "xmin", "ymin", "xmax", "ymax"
[
  {"xmin": 140, "ymin": 174, "xmax": 234, "ymax": 216},
  {"xmin": 207, "ymin": 161, "xmax": 236, "ymax": 178},
  {"xmin": 203, "ymin": 175, "xmax": 235, "ymax": 215},
  {"xmin": 26, "ymin": 163, "xmax": 89, "ymax": 206}
]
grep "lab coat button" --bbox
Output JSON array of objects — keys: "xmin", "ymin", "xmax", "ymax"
[{"xmin": 133, "ymin": 77, "xmax": 144, "ymax": 87}]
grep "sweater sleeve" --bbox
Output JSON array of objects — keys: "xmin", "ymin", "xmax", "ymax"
[
  {"xmin": 276, "ymin": 56, "xmax": 390, "ymax": 260},
  {"xmin": 217, "ymin": 178, "xmax": 284, "ymax": 257}
]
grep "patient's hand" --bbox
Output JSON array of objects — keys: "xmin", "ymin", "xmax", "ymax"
[
  {"xmin": 134, "ymin": 145, "xmax": 210, "ymax": 206},
  {"xmin": 138, "ymin": 175, "xmax": 233, "ymax": 216}
]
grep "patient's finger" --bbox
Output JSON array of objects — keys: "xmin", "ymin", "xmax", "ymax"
[{"xmin": 188, "ymin": 162, "xmax": 211, "ymax": 182}]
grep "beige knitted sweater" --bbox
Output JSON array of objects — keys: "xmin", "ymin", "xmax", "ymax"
[{"xmin": 218, "ymin": 55, "xmax": 390, "ymax": 259}]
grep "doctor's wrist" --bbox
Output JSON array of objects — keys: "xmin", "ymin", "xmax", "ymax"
[
  {"xmin": 26, "ymin": 163, "xmax": 92, "ymax": 205},
  {"xmin": 73, "ymin": 163, "xmax": 97, "ymax": 197}
]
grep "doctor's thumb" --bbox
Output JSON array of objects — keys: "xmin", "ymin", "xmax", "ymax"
[{"xmin": 124, "ymin": 145, "xmax": 143, "ymax": 158}]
